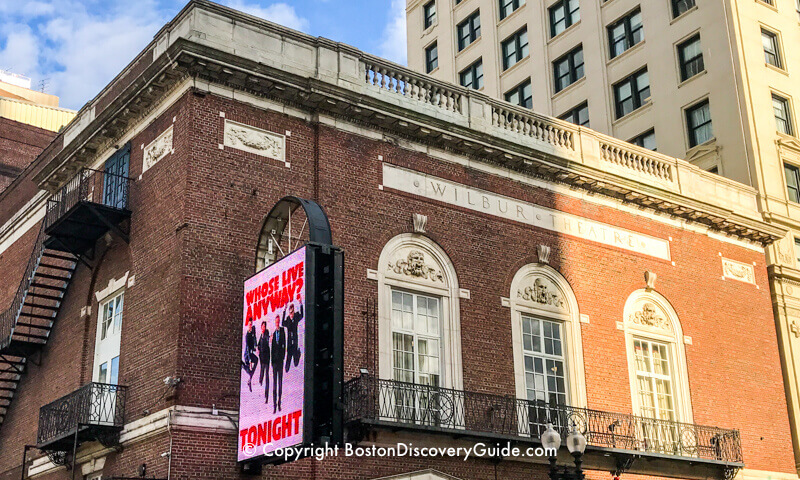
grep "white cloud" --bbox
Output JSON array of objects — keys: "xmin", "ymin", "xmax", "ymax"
[
  {"xmin": 0, "ymin": 24, "xmax": 40, "ymax": 77},
  {"xmin": 377, "ymin": 0, "xmax": 407, "ymax": 65},
  {"xmin": 224, "ymin": 1, "xmax": 310, "ymax": 32},
  {"xmin": 0, "ymin": 0, "xmax": 310, "ymax": 110}
]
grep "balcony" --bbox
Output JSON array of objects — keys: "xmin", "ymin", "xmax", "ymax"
[
  {"xmin": 37, "ymin": 383, "xmax": 128, "ymax": 454},
  {"xmin": 343, "ymin": 377, "xmax": 743, "ymax": 479},
  {"xmin": 43, "ymin": 168, "xmax": 132, "ymax": 256}
]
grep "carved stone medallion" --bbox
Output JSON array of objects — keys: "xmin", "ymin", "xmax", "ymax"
[
  {"xmin": 517, "ymin": 277, "xmax": 565, "ymax": 309},
  {"xmin": 388, "ymin": 250, "xmax": 444, "ymax": 283},
  {"xmin": 630, "ymin": 302, "xmax": 670, "ymax": 330}
]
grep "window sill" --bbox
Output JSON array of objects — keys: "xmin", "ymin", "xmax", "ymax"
[
  {"xmin": 778, "ymin": 131, "xmax": 798, "ymax": 143},
  {"xmin": 756, "ymin": 0, "xmax": 780, "ymax": 13},
  {"xmin": 606, "ymin": 39, "xmax": 646, "ymax": 67},
  {"xmin": 612, "ymin": 100, "xmax": 653, "ymax": 127},
  {"xmin": 669, "ymin": 5, "xmax": 698, "ymax": 24},
  {"xmin": 552, "ymin": 76, "xmax": 586, "ymax": 101},
  {"xmin": 455, "ymin": 36, "xmax": 482, "ymax": 60},
  {"xmin": 547, "ymin": 20, "xmax": 581, "ymax": 45},
  {"xmin": 497, "ymin": 3, "xmax": 527, "ymax": 27},
  {"xmin": 677, "ymin": 69, "xmax": 707, "ymax": 88},
  {"xmin": 500, "ymin": 55, "xmax": 531, "ymax": 78},
  {"xmin": 686, "ymin": 137, "xmax": 718, "ymax": 156},
  {"xmin": 766, "ymin": 62, "xmax": 789, "ymax": 76}
]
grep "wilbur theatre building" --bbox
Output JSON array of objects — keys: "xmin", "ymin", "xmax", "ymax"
[{"xmin": 0, "ymin": 1, "xmax": 795, "ymax": 479}]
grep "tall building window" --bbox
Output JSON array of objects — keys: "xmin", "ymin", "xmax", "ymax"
[
  {"xmin": 378, "ymin": 234, "xmax": 464, "ymax": 396},
  {"xmin": 392, "ymin": 290, "xmax": 441, "ymax": 386},
  {"xmin": 686, "ymin": 100, "xmax": 713, "ymax": 147},
  {"xmin": 671, "ymin": 0, "xmax": 695, "ymax": 18},
  {"xmin": 613, "ymin": 68, "xmax": 650, "ymax": 118},
  {"xmin": 677, "ymin": 34, "xmax": 704, "ymax": 81},
  {"xmin": 608, "ymin": 8, "xmax": 644, "ymax": 59},
  {"xmin": 522, "ymin": 316, "xmax": 567, "ymax": 407},
  {"xmin": 505, "ymin": 79, "xmax": 533, "ymax": 108},
  {"xmin": 762, "ymin": 29, "xmax": 782, "ymax": 68},
  {"xmin": 634, "ymin": 339, "xmax": 676, "ymax": 423},
  {"xmin": 774, "ymin": 94, "xmax": 794, "ymax": 136},
  {"xmin": 457, "ymin": 11, "xmax": 481, "ymax": 51},
  {"xmin": 502, "ymin": 27, "xmax": 529, "ymax": 70},
  {"xmin": 499, "ymin": 0, "xmax": 524, "ymax": 20},
  {"xmin": 510, "ymin": 264, "xmax": 588, "ymax": 435},
  {"xmin": 93, "ymin": 274, "xmax": 128, "ymax": 390},
  {"xmin": 559, "ymin": 102, "xmax": 589, "ymax": 127},
  {"xmin": 786, "ymin": 163, "xmax": 800, "ymax": 203},
  {"xmin": 553, "ymin": 45, "xmax": 584, "ymax": 93},
  {"xmin": 459, "ymin": 59, "xmax": 484, "ymax": 90},
  {"xmin": 549, "ymin": 0, "xmax": 580, "ymax": 37},
  {"xmin": 423, "ymin": 1, "xmax": 436, "ymax": 29},
  {"xmin": 623, "ymin": 290, "xmax": 693, "ymax": 451},
  {"xmin": 425, "ymin": 43, "xmax": 438, "ymax": 73},
  {"xmin": 630, "ymin": 129, "xmax": 657, "ymax": 151}
]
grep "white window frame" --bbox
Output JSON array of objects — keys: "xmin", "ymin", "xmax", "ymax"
[
  {"xmin": 508, "ymin": 264, "xmax": 586, "ymax": 409},
  {"xmin": 93, "ymin": 272, "xmax": 129, "ymax": 386},
  {"xmin": 622, "ymin": 289, "xmax": 693, "ymax": 425},
  {"xmin": 376, "ymin": 234, "xmax": 463, "ymax": 391}
]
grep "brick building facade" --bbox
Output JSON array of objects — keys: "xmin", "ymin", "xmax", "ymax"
[
  {"xmin": 0, "ymin": 118, "xmax": 56, "ymax": 192},
  {"xmin": 0, "ymin": 2, "xmax": 795, "ymax": 480}
]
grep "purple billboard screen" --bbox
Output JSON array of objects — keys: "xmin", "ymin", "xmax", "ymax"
[{"xmin": 238, "ymin": 246, "xmax": 306, "ymax": 461}]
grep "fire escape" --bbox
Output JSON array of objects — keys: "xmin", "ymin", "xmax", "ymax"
[{"xmin": 0, "ymin": 161, "xmax": 132, "ymax": 463}]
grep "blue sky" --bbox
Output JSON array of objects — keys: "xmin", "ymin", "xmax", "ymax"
[{"xmin": 0, "ymin": 0, "xmax": 406, "ymax": 110}]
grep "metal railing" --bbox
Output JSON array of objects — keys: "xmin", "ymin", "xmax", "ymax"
[
  {"xmin": 44, "ymin": 168, "xmax": 132, "ymax": 230},
  {"xmin": 37, "ymin": 382, "xmax": 128, "ymax": 446},
  {"xmin": 0, "ymin": 221, "xmax": 47, "ymax": 350},
  {"xmin": 343, "ymin": 377, "xmax": 742, "ymax": 464}
]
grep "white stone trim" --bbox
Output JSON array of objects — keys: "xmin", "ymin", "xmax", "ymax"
[
  {"xmin": 0, "ymin": 191, "xmax": 47, "ymax": 256},
  {"xmin": 509, "ymin": 264, "xmax": 587, "ymax": 409},
  {"xmin": 371, "ymin": 469, "xmax": 462, "ymax": 480},
  {"xmin": 376, "ymin": 233, "xmax": 463, "ymax": 391},
  {"xmin": 622, "ymin": 289, "xmax": 694, "ymax": 424},
  {"xmin": 94, "ymin": 271, "xmax": 130, "ymax": 302},
  {"xmin": 736, "ymin": 469, "xmax": 799, "ymax": 480}
]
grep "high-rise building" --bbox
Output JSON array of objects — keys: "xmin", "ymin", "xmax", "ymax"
[{"xmin": 406, "ymin": 0, "xmax": 800, "ymax": 472}]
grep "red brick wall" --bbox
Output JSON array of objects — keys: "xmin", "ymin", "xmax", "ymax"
[
  {"xmin": 0, "ymin": 118, "xmax": 54, "ymax": 192},
  {"xmin": 0, "ymin": 90, "xmax": 793, "ymax": 479}
]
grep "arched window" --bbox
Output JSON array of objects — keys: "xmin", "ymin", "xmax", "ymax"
[
  {"xmin": 508, "ymin": 264, "xmax": 586, "ymax": 435},
  {"xmin": 622, "ymin": 289, "xmax": 693, "ymax": 448},
  {"xmin": 376, "ymin": 234, "xmax": 463, "ymax": 392}
]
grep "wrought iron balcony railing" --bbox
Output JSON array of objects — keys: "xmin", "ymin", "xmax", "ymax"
[
  {"xmin": 44, "ymin": 168, "xmax": 131, "ymax": 231},
  {"xmin": 343, "ymin": 377, "xmax": 743, "ymax": 464},
  {"xmin": 37, "ymin": 382, "xmax": 128, "ymax": 449}
]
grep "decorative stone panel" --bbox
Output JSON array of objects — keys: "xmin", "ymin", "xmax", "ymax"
[{"xmin": 223, "ymin": 120, "xmax": 285, "ymax": 162}]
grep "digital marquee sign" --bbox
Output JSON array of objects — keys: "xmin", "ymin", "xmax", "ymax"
[{"xmin": 239, "ymin": 246, "xmax": 308, "ymax": 461}]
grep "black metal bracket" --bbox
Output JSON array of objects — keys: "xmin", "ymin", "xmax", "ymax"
[
  {"xmin": 46, "ymin": 236, "xmax": 91, "ymax": 269},
  {"xmin": 613, "ymin": 454, "xmax": 637, "ymax": 476},
  {"xmin": 86, "ymin": 204, "xmax": 129, "ymax": 244}
]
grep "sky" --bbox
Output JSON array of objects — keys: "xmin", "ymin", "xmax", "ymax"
[{"xmin": 0, "ymin": 0, "xmax": 407, "ymax": 110}]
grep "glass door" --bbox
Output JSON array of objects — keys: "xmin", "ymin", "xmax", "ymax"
[
  {"xmin": 103, "ymin": 145, "xmax": 130, "ymax": 209},
  {"xmin": 93, "ymin": 292, "xmax": 123, "ymax": 424}
]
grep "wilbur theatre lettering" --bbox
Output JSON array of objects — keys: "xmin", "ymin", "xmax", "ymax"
[{"xmin": 382, "ymin": 164, "xmax": 671, "ymax": 261}]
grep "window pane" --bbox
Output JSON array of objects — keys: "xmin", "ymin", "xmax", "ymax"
[
  {"xmin": 773, "ymin": 95, "xmax": 793, "ymax": 135},
  {"xmin": 99, "ymin": 362, "xmax": 108, "ymax": 384},
  {"xmin": 110, "ymin": 356, "xmax": 119, "ymax": 385},
  {"xmin": 786, "ymin": 164, "xmax": 800, "ymax": 203}
]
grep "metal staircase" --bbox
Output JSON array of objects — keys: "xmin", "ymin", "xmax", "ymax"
[
  {"xmin": 0, "ymin": 165, "xmax": 132, "ymax": 430},
  {"xmin": 0, "ymin": 220, "xmax": 77, "ymax": 425}
]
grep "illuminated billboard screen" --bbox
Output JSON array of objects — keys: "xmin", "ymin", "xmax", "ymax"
[{"xmin": 239, "ymin": 246, "xmax": 306, "ymax": 461}]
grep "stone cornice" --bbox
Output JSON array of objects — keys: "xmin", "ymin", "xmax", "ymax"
[{"xmin": 24, "ymin": 0, "xmax": 785, "ymax": 246}]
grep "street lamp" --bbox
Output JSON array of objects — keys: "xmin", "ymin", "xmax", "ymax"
[{"xmin": 541, "ymin": 423, "xmax": 587, "ymax": 480}]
